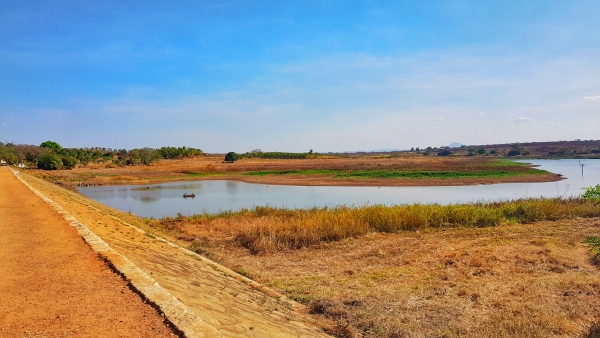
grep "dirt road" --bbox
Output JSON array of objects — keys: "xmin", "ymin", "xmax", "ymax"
[{"xmin": 0, "ymin": 167, "xmax": 177, "ymax": 337}]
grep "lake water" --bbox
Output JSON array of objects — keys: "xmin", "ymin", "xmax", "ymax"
[{"xmin": 78, "ymin": 159, "xmax": 600, "ymax": 218}]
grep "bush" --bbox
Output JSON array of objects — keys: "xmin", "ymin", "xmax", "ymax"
[
  {"xmin": 224, "ymin": 152, "xmax": 238, "ymax": 162},
  {"xmin": 61, "ymin": 156, "xmax": 78, "ymax": 169},
  {"xmin": 37, "ymin": 154, "xmax": 62, "ymax": 170},
  {"xmin": 507, "ymin": 149, "xmax": 521, "ymax": 156},
  {"xmin": 583, "ymin": 185, "xmax": 600, "ymax": 203},
  {"xmin": 438, "ymin": 149, "xmax": 452, "ymax": 156}
]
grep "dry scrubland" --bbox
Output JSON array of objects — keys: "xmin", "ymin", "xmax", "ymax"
[
  {"xmin": 142, "ymin": 199, "xmax": 600, "ymax": 337},
  {"xmin": 30, "ymin": 156, "xmax": 561, "ymax": 187}
]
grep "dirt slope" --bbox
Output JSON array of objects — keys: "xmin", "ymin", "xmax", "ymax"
[{"xmin": 0, "ymin": 167, "xmax": 176, "ymax": 337}]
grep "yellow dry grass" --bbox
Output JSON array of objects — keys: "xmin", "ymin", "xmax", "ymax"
[{"xmin": 146, "ymin": 214, "xmax": 600, "ymax": 337}]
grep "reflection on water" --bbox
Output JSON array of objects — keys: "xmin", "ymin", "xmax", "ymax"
[
  {"xmin": 78, "ymin": 159, "xmax": 600, "ymax": 218},
  {"xmin": 139, "ymin": 196, "xmax": 159, "ymax": 203}
]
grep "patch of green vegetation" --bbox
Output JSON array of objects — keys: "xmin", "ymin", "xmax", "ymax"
[
  {"xmin": 335, "ymin": 170, "xmax": 521, "ymax": 179},
  {"xmin": 245, "ymin": 167, "xmax": 547, "ymax": 179},
  {"xmin": 583, "ymin": 236, "xmax": 600, "ymax": 259},
  {"xmin": 485, "ymin": 159, "xmax": 529, "ymax": 166}
]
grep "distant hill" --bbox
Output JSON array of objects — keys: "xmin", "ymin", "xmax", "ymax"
[{"xmin": 448, "ymin": 142, "xmax": 463, "ymax": 148}]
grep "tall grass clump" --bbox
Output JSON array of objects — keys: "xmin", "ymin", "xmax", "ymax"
[{"xmin": 161, "ymin": 198, "xmax": 600, "ymax": 254}]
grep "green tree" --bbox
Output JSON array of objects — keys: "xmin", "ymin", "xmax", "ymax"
[
  {"xmin": 37, "ymin": 154, "xmax": 62, "ymax": 170},
  {"xmin": 40, "ymin": 141, "xmax": 63, "ymax": 152},
  {"xmin": 61, "ymin": 156, "xmax": 78, "ymax": 169},
  {"xmin": 0, "ymin": 145, "xmax": 18, "ymax": 164},
  {"xmin": 224, "ymin": 152, "xmax": 238, "ymax": 162}
]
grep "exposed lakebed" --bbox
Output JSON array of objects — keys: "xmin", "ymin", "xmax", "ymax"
[{"xmin": 78, "ymin": 159, "xmax": 600, "ymax": 218}]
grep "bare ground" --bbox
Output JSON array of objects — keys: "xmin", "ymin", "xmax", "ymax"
[{"xmin": 0, "ymin": 167, "xmax": 177, "ymax": 337}]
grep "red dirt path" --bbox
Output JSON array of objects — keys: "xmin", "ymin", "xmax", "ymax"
[{"xmin": 0, "ymin": 167, "xmax": 176, "ymax": 337}]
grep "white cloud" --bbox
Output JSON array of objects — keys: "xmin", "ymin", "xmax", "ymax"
[
  {"xmin": 585, "ymin": 119, "xmax": 596, "ymax": 122},
  {"xmin": 583, "ymin": 96, "xmax": 600, "ymax": 100},
  {"xmin": 508, "ymin": 117, "xmax": 534, "ymax": 123},
  {"xmin": 428, "ymin": 118, "xmax": 443, "ymax": 121},
  {"xmin": 541, "ymin": 122, "xmax": 562, "ymax": 126}
]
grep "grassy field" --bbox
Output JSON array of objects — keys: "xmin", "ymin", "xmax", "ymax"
[{"xmin": 141, "ymin": 197, "xmax": 600, "ymax": 337}]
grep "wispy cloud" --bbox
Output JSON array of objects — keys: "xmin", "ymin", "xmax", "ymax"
[
  {"xmin": 428, "ymin": 118, "xmax": 443, "ymax": 121},
  {"xmin": 508, "ymin": 117, "xmax": 534, "ymax": 123},
  {"xmin": 542, "ymin": 122, "xmax": 562, "ymax": 126},
  {"xmin": 583, "ymin": 96, "xmax": 600, "ymax": 100}
]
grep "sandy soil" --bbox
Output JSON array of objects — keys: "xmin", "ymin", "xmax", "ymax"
[
  {"xmin": 0, "ymin": 167, "xmax": 176, "ymax": 337},
  {"xmin": 17, "ymin": 171, "xmax": 331, "ymax": 338},
  {"xmin": 32, "ymin": 156, "xmax": 562, "ymax": 187}
]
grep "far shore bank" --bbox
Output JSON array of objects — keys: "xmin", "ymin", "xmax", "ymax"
[{"xmin": 26, "ymin": 156, "xmax": 566, "ymax": 188}]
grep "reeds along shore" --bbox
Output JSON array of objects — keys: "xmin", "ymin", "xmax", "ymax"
[{"xmin": 155, "ymin": 197, "xmax": 600, "ymax": 254}]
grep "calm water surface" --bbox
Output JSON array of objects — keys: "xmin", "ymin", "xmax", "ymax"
[{"xmin": 78, "ymin": 159, "xmax": 600, "ymax": 218}]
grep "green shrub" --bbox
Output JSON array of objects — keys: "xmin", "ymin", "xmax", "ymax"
[
  {"xmin": 61, "ymin": 156, "xmax": 78, "ymax": 169},
  {"xmin": 224, "ymin": 152, "xmax": 238, "ymax": 162},
  {"xmin": 37, "ymin": 154, "xmax": 62, "ymax": 170},
  {"xmin": 583, "ymin": 185, "xmax": 600, "ymax": 204},
  {"xmin": 583, "ymin": 236, "xmax": 600, "ymax": 259}
]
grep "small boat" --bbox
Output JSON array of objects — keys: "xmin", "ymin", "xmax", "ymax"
[{"xmin": 183, "ymin": 193, "xmax": 195, "ymax": 198}]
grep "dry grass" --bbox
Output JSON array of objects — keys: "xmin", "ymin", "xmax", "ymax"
[
  {"xmin": 150, "ymin": 216, "xmax": 600, "ymax": 337},
  {"xmin": 155, "ymin": 198, "xmax": 600, "ymax": 254},
  {"xmin": 145, "ymin": 213, "xmax": 600, "ymax": 337},
  {"xmin": 140, "ymin": 199, "xmax": 600, "ymax": 337}
]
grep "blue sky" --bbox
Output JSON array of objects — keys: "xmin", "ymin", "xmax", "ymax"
[{"xmin": 1, "ymin": 1, "xmax": 599, "ymax": 152}]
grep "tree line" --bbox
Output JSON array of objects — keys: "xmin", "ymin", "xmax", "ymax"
[
  {"xmin": 224, "ymin": 150, "xmax": 318, "ymax": 162},
  {"xmin": 0, "ymin": 141, "xmax": 203, "ymax": 170}
]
